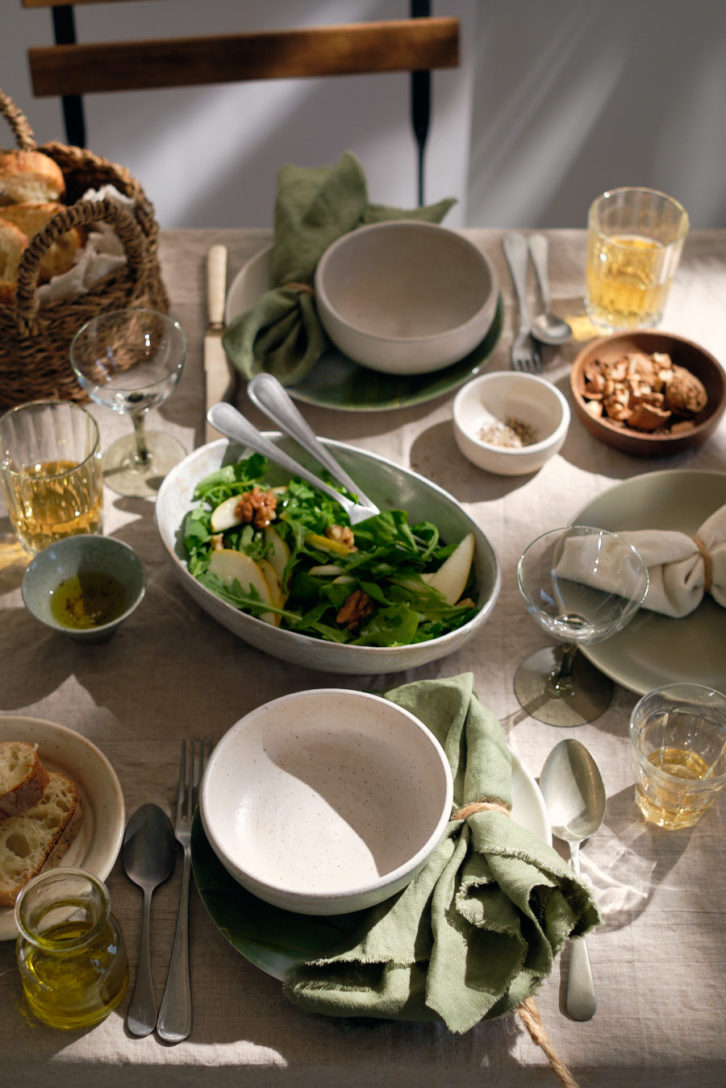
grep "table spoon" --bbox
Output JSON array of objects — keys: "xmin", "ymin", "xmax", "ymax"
[
  {"xmin": 540, "ymin": 739, "xmax": 606, "ymax": 1021},
  {"xmin": 122, "ymin": 803, "xmax": 176, "ymax": 1036},
  {"xmin": 528, "ymin": 233, "xmax": 572, "ymax": 345}
]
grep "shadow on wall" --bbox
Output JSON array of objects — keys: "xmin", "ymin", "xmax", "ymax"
[{"xmin": 467, "ymin": 0, "xmax": 726, "ymax": 228}]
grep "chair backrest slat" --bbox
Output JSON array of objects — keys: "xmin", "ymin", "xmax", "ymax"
[{"xmin": 29, "ymin": 19, "xmax": 460, "ymax": 97}]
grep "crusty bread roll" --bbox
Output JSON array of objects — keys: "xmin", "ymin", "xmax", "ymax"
[
  {"xmin": 0, "ymin": 770, "xmax": 82, "ymax": 907},
  {"xmin": 0, "ymin": 149, "xmax": 65, "ymax": 205},
  {"xmin": 0, "ymin": 218, "xmax": 28, "ymax": 304},
  {"xmin": 0, "ymin": 202, "xmax": 82, "ymax": 281},
  {"xmin": 0, "ymin": 741, "xmax": 50, "ymax": 817}
]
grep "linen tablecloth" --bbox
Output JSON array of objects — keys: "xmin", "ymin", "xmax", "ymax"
[{"xmin": 1, "ymin": 228, "xmax": 725, "ymax": 1088}]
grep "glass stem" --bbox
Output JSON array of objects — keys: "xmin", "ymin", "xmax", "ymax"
[
  {"xmin": 130, "ymin": 410, "xmax": 150, "ymax": 466},
  {"xmin": 552, "ymin": 641, "xmax": 577, "ymax": 695}
]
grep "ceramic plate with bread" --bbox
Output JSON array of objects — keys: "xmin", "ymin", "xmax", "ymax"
[{"xmin": 0, "ymin": 716, "xmax": 124, "ymax": 939}]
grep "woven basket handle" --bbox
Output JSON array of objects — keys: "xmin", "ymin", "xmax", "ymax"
[
  {"xmin": 0, "ymin": 89, "xmax": 37, "ymax": 151},
  {"xmin": 15, "ymin": 198, "xmax": 149, "ymax": 332}
]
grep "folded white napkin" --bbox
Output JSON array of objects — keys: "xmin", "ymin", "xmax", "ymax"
[
  {"xmin": 558, "ymin": 507, "xmax": 726, "ymax": 619},
  {"xmin": 616, "ymin": 505, "xmax": 725, "ymax": 617}
]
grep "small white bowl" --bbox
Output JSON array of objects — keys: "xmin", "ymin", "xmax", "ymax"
[
  {"xmin": 453, "ymin": 371, "xmax": 570, "ymax": 476},
  {"xmin": 200, "ymin": 689, "xmax": 453, "ymax": 915},
  {"xmin": 314, "ymin": 221, "xmax": 498, "ymax": 375}
]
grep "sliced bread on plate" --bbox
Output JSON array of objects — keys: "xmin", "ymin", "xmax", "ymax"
[
  {"xmin": 0, "ymin": 771, "xmax": 82, "ymax": 907},
  {"xmin": 0, "ymin": 740, "xmax": 50, "ymax": 817}
]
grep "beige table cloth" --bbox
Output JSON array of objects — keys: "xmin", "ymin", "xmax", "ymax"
[{"xmin": 1, "ymin": 228, "xmax": 725, "ymax": 1088}]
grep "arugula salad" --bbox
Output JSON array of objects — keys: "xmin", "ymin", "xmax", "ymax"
[{"xmin": 182, "ymin": 453, "xmax": 478, "ymax": 647}]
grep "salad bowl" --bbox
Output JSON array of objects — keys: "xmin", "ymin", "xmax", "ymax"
[{"xmin": 155, "ymin": 437, "xmax": 500, "ymax": 674}]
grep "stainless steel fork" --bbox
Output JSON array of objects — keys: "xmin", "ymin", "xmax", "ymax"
[
  {"xmin": 156, "ymin": 738, "xmax": 211, "ymax": 1043},
  {"xmin": 502, "ymin": 232, "xmax": 542, "ymax": 373}
]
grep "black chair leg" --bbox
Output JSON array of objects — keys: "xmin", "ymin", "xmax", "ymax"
[{"xmin": 51, "ymin": 4, "xmax": 86, "ymax": 146}]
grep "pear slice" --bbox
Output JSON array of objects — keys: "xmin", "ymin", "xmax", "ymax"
[
  {"xmin": 207, "ymin": 549, "xmax": 276, "ymax": 624},
  {"xmin": 264, "ymin": 525, "xmax": 291, "ymax": 583},
  {"xmin": 422, "ymin": 531, "xmax": 475, "ymax": 605},
  {"xmin": 210, "ymin": 495, "xmax": 243, "ymax": 533},
  {"xmin": 258, "ymin": 558, "xmax": 285, "ymax": 627}
]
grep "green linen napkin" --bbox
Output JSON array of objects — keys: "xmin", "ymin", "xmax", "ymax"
[
  {"xmin": 283, "ymin": 673, "xmax": 600, "ymax": 1034},
  {"xmin": 221, "ymin": 151, "xmax": 456, "ymax": 386}
]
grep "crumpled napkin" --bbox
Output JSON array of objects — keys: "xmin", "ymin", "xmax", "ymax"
[
  {"xmin": 559, "ymin": 507, "xmax": 726, "ymax": 619},
  {"xmin": 283, "ymin": 673, "xmax": 600, "ymax": 1034},
  {"xmin": 221, "ymin": 151, "xmax": 456, "ymax": 386}
]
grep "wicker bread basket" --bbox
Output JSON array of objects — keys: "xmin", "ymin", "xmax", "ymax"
[{"xmin": 0, "ymin": 90, "xmax": 169, "ymax": 407}]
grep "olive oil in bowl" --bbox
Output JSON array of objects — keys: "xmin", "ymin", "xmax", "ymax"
[{"xmin": 50, "ymin": 570, "xmax": 128, "ymax": 630}]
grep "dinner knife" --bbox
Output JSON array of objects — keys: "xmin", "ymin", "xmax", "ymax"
[{"xmin": 204, "ymin": 244, "xmax": 235, "ymax": 444}]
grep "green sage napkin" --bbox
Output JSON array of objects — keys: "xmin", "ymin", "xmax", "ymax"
[
  {"xmin": 222, "ymin": 151, "xmax": 456, "ymax": 386},
  {"xmin": 283, "ymin": 673, "xmax": 600, "ymax": 1034}
]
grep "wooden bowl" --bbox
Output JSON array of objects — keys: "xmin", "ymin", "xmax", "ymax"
[{"xmin": 570, "ymin": 330, "xmax": 726, "ymax": 456}]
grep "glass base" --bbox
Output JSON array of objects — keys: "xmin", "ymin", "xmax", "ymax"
[
  {"xmin": 513, "ymin": 645, "xmax": 613, "ymax": 726},
  {"xmin": 102, "ymin": 431, "xmax": 186, "ymax": 497}
]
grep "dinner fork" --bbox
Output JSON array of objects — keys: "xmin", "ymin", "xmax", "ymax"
[
  {"xmin": 502, "ymin": 232, "xmax": 542, "ymax": 373},
  {"xmin": 156, "ymin": 738, "xmax": 211, "ymax": 1043}
]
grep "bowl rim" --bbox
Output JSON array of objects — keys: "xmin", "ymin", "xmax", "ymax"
[
  {"xmin": 200, "ymin": 688, "xmax": 454, "ymax": 903},
  {"xmin": 569, "ymin": 329, "xmax": 725, "ymax": 445},
  {"xmin": 21, "ymin": 533, "xmax": 146, "ymax": 632},
  {"xmin": 453, "ymin": 371, "xmax": 571, "ymax": 456},
  {"xmin": 314, "ymin": 220, "xmax": 497, "ymax": 347}
]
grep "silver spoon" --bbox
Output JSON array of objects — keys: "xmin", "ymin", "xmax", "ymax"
[
  {"xmin": 528, "ymin": 234, "xmax": 572, "ymax": 345},
  {"xmin": 122, "ymin": 803, "xmax": 177, "ymax": 1036},
  {"xmin": 207, "ymin": 401, "xmax": 379, "ymax": 524},
  {"xmin": 540, "ymin": 739, "xmax": 606, "ymax": 1021}
]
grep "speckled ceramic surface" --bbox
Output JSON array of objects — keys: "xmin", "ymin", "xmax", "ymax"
[
  {"xmin": 21, "ymin": 534, "xmax": 145, "ymax": 642},
  {"xmin": 0, "ymin": 716, "xmax": 125, "ymax": 940},
  {"xmin": 200, "ymin": 689, "xmax": 453, "ymax": 915},
  {"xmin": 224, "ymin": 245, "xmax": 503, "ymax": 410}
]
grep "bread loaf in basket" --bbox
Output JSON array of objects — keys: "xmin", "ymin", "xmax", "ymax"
[{"xmin": 0, "ymin": 89, "xmax": 169, "ymax": 407}]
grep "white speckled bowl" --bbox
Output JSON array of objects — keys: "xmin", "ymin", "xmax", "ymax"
[
  {"xmin": 453, "ymin": 371, "xmax": 570, "ymax": 476},
  {"xmin": 200, "ymin": 689, "xmax": 453, "ymax": 915},
  {"xmin": 314, "ymin": 221, "xmax": 498, "ymax": 375}
]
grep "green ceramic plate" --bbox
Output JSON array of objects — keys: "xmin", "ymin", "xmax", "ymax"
[
  {"xmin": 191, "ymin": 750, "xmax": 549, "ymax": 982},
  {"xmin": 224, "ymin": 245, "xmax": 503, "ymax": 411},
  {"xmin": 574, "ymin": 469, "xmax": 726, "ymax": 695}
]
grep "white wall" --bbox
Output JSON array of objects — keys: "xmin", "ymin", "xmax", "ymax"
[
  {"xmin": 7, "ymin": 1, "xmax": 475, "ymax": 229},
  {"xmin": 4, "ymin": 1, "xmax": 725, "ymax": 230}
]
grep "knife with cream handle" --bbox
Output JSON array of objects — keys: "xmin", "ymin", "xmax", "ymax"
[{"xmin": 204, "ymin": 244, "xmax": 234, "ymax": 444}]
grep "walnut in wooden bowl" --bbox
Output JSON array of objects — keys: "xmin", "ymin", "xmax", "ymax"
[{"xmin": 570, "ymin": 331, "xmax": 725, "ymax": 456}]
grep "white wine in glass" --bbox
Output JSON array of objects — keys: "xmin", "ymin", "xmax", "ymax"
[{"xmin": 71, "ymin": 308, "xmax": 188, "ymax": 497}]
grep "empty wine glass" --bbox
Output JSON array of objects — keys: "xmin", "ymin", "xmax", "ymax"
[
  {"xmin": 514, "ymin": 525, "xmax": 649, "ymax": 726},
  {"xmin": 70, "ymin": 308, "xmax": 188, "ymax": 497}
]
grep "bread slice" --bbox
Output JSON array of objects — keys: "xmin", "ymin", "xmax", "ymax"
[
  {"xmin": 0, "ymin": 741, "xmax": 50, "ymax": 817},
  {"xmin": 0, "ymin": 771, "xmax": 82, "ymax": 907},
  {"xmin": 0, "ymin": 149, "xmax": 65, "ymax": 204},
  {"xmin": 0, "ymin": 202, "xmax": 82, "ymax": 281}
]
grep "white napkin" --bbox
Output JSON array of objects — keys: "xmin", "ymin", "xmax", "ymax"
[
  {"xmin": 616, "ymin": 505, "xmax": 726, "ymax": 617},
  {"xmin": 36, "ymin": 185, "xmax": 132, "ymax": 306},
  {"xmin": 558, "ymin": 506, "xmax": 726, "ymax": 619}
]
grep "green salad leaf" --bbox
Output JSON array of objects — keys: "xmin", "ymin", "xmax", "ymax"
[{"xmin": 182, "ymin": 455, "xmax": 478, "ymax": 647}]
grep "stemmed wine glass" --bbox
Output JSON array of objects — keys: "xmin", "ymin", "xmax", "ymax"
[
  {"xmin": 514, "ymin": 526, "xmax": 649, "ymax": 726},
  {"xmin": 70, "ymin": 308, "xmax": 188, "ymax": 497}
]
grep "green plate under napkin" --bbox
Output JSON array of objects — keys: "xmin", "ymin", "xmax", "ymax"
[{"xmin": 192, "ymin": 674, "xmax": 599, "ymax": 1033}]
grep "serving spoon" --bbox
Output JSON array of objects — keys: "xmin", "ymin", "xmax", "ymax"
[
  {"xmin": 207, "ymin": 400, "xmax": 380, "ymax": 525},
  {"xmin": 122, "ymin": 803, "xmax": 176, "ymax": 1036},
  {"xmin": 528, "ymin": 234, "xmax": 572, "ymax": 345},
  {"xmin": 540, "ymin": 739, "xmax": 606, "ymax": 1021}
]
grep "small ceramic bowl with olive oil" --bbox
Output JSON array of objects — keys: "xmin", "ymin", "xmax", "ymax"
[{"xmin": 22, "ymin": 535, "xmax": 145, "ymax": 642}]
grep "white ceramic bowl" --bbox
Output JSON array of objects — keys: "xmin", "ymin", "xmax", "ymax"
[
  {"xmin": 452, "ymin": 371, "xmax": 570, "ymax": 476},
  {"xmin": 200, "ymin": 689, "xmax": 453, "ymax": 915},
  {"xmin": 155, "ymin": 436, "xmax": 500, "ymax": 674},
  {"xmin": 21, "ymin": 534, "xmax": 145, "ymax": 642},
  {"xmin": 314, "ymin": 221, "xmax": 498, "ymax": 375}
]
